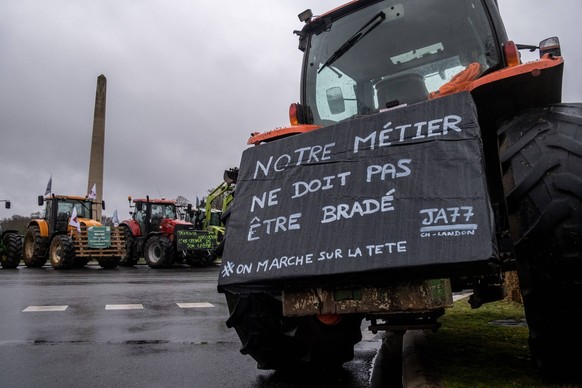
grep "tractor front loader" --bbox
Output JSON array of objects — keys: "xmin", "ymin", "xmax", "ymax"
[{"xmin": 184, "ymin": 168, "xmax": 238, "ymax": 267}]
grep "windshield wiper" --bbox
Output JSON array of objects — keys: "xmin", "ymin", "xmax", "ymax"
[
  {"xmin": 74, "ymin": 200, "xmax": 93, "ymax": 217},
  {"xmin": 318, "ymin": 11, "xmax": 386, "ymax": 74}
]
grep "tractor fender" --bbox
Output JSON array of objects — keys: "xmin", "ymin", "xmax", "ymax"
[
  {"xmin": 142, "ymin": 231, "xmax": 175, "ymax": 253},
  {"xmin": 48, "ymin": 230, "xmax": 69, "ymax": 243},
  {"xmin": 144, "ymin": 232, "xmax": 164, "ymax": 245},
  {"xmin": 121, "ymin": 220, "xmax": 141, "ymax": 237},
  {"xmin": 160, "ymin": 219, "xmax": 192, "ymax": 238},
  {"xmin": 27, "ymin": 219, "xmax": 49, "ymax": 238}
]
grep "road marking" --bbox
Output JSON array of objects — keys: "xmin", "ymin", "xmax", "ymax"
[
  {"xmin": 23, "ymin": 305, "xmax": 68, "ymax": 312},
  {"xmin": 105, "ymin": 304, "xmax": 144, "ymax": 310},
  {"xmin": 176, "ymin": 302, "xmax": 214, "ymax": 308},
  {"xmin": 21, "ymin": 303, "xmax": 215, "ymax": 312}
]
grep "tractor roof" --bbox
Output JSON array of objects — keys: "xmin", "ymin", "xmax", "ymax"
[
  {"xmin": 45, "ymin": 195, "xmax": 92, "ymax": 202},
  {"xmin": 132, "ymin": 198, "xmax": 176, "ymax": 205}
]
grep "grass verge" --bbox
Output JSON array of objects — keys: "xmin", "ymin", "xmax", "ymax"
[{"xmin": 424, "ymin": 296, "xmax": 575, "ymax": 387}]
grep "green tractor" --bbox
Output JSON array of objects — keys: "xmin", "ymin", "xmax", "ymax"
[
  {"xmin": 0, "ymin": 200, "xmax": 22, "ymax": 269},
  {"xmin": 185, "ymin": 168, "xmax": 238, "ymax": 266}
]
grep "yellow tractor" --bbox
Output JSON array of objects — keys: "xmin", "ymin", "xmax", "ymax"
[{"xmin": 23, "ymin": 194, "xmax": 125, "ymax": 269}]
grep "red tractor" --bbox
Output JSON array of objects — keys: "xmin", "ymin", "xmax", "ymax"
[{"xmin": 119, "ymin": 197, "xmax": 201, "ymax": 268}]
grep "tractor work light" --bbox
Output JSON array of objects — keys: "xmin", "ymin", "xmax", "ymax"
[
  {"xmin": 298, "ymin": 9, "xmax": 312, "ymax": 22},
  {"xmin": 503, "ymin": 40, "xmax": 520, "ymax": 67},
  {"xmin": 289, "ymin": 103, "xmax": 302, "ymax": 125}
]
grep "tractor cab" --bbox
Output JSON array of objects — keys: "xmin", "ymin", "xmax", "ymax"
[
  {"xmin": 290, "ymin": 0, "xmax": 564, "ymax": 130},
  {"xmin": 192, "ymin": 208, "xmax": 222, "ymax": 230},
  {"xmin": 130, "ymin": 198, "xmax": 178, "ymax": 234},
  {"xmin": 248, "ymin": 0, "xmax": 562, "ymax": 147},
  {"xmin": 295, "ymin": 0, "xmax": 507, "ymax": 126},
  {"xmin": 39, "ymin": 195, "xmax": 100, "ymax": 234},
  {"xmin": 298, "ymin": 0, "xmax": 507, "ymax": 126}
]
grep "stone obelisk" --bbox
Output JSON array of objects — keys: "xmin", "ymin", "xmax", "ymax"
[{"xmin": 87, "ymin": 74, "xmax": 106, "ymax": 221}]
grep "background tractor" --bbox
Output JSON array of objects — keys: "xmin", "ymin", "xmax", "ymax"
[
  {"xmin": 119, "ymin": 197, "xmax": 198, "ymax": 268},
  {"xmin": 23, "ymin": 195, "xmax": 125, "ymax": 269},
  {"xmin": 0, "ymin": 200, "xmax": 22, "ymax": 269},
  {"xmin": 218, "ymin": 0, "xmax": 581, "ymax": 382},
  {"xmin": 120, "ymin": 173, "xmax": 236, "ymax": 269},
  {"xmin": 188, "ymin": 167, "xmax": 238, "ymax": 265}
]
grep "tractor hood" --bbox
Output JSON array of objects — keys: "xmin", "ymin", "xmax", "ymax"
[
  {"xmin": 160, "ymin": 218, "xmax": 193, "ymax": 236},
  {"xmin": 80, "ymin": 218, "xmax": 101, "ymax": 227},
  {"xmin": 67, "ymin": 217, "xmax": 101, "ymax": 233}
]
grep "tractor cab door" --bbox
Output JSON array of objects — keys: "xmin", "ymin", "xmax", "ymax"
[
  {"xmin": 135, "ymin": 205, "xmax": 148, "ymax": 234},
  {"xmin": 45, "ymin": 199, "xmax": 56, "ymax": 234},
  {"xmin": 149, "ymin": 204, "xmax": 163, "ymax": 232},
  {"xmin": 55, "ymin": 201, "xmax": 73, "ymax": 233}
]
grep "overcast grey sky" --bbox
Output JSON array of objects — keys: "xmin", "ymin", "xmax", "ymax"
[{"xmin": 1, "ymin": 0, "xmax": 581, "ymax": 220}]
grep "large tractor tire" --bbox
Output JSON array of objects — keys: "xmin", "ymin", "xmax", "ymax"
[
  {"xmin": 49, "ymin": 234, "xmax": 75, "ymax": 269},
  {"xmin": 144, "ymin": 235, "xmax": 175, "ymax": 268},
  {"xmin": 224, "ymin": 289, "xmax": 363, "ymax": 371},
  {"xmin": 23, "ymin": 225, "xmax": 48, "ymax": 267},
  {"xmin": 498, "ymin": 103, "xmax": 582, "ymax": 381},
  {"xmin": 118, "ymin": 226, "xmax": 138, "ymax": 266},
  {"xmin": 1, "ymin": 232, "xmax": 22, "ymax": 269}
]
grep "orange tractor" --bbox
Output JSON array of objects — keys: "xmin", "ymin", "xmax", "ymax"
[
  {"xmin": 218, "ymin": 0, "xmax": 581, "ymax": 382},
  {"xmin": 23, "ymin": 195, "xmax": 125, "ymax": 269}
]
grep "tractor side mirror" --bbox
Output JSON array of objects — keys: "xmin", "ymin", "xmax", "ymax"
[
  {"xmin": 37, "ymin": 196, "xmax": 44, "ymax": 206},
  {"xmin": 5, "ymin": 201, "xmax": 10, "ymax": 209},
  {"xmin": 539, "ymin": 37, "xmax": 561, "ymax": 58},
  {"xmin": 187, "ymin": 203, "xmax": 192, "ymax": 212},
  {"xmin": 136, "ymin": 203, "xmax": 143, "ymax": 211},
  {"xmin": 101, "ymin": 201, "xmax": 106, "ymax": 210},
  {"xmin": 326, "ymin": 87, "xmax": 346, "ymax": 115}
]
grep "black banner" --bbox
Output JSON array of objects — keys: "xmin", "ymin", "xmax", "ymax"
[
  {"xmin": 176, "ymin": 230, "xmax": 217, "ymax": 250},
  {"xmin": 219, "ymin": 92, "xmax": 496, "ymax": 286}
]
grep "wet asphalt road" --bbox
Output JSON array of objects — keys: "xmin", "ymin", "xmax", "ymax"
[{"xmin": 0, "ymin": 263, "xmax": 385, "ymax": 388}]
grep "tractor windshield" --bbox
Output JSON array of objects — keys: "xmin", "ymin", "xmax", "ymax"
[
  {"xmin": 303, "ymin": 0, "xmax": 501, "ymax": 126},
  {"xmin": 55, "ymin": 199, "xmax": 93, "ymax": 220},
  {"xmin": 150, "ymin": 203, "xmax": 177, "ymax": 220}
]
